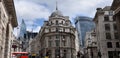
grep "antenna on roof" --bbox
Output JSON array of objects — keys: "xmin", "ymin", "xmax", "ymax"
[{"xmin": 56, "ymin": 0, "xmax": 58, "ymax": 10}]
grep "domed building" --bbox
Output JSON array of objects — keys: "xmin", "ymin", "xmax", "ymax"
[
  {"xmin": 36, "ymin": 7, "xmax": 77, "ymax": 58},
  {"xmin": 50, "ymin": 10, "xmax": 63, "ymax": 17}
]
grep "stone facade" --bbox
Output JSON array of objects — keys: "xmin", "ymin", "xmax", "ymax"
[
  {"xmin": 93, "ymin": 6, "xmax": 120, "ymax": 58},
  {"xmin": 33, "ymin": 9, "xmax": 77, "ymax": 58},
  {"xmin": 111, "ymin": 0, "xmax": 120, "ymax": 42},
  {"xmin": 84, "ymin": 30, "xmax": 98, "ymax": 58},
  {"xmin": 0, "ymin": 0, "xmax": 18, "ymax": 58}
]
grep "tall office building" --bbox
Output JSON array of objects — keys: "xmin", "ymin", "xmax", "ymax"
[
  {"xmin": 74, "ymin": 16, "xmax": 95, "ymax": 47},
  {"xmin": 18, "ymin": 19, "xmax": 27, "ymax": 51},
  {"xmin": 18, "ymin": 19, "xmax": 27, "ymax": 39}
]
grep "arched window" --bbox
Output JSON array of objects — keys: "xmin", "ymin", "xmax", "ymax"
[
  {"xmin": 56, "ymin": 20, "xmax": 58, "ymax": 25},
  {"xmin": 61, "ymin": 21, "xmax": 63, "ymax": 24}
]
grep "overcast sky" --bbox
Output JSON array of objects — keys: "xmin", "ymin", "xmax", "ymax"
[{"xmin": 13, "ymin": 0, "xmax": 113, "ymax": 36}]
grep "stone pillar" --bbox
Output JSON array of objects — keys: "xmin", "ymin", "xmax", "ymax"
[
  {"xmin": 52, "ymin": 49, "xmax": 55, "ymax": 58},
  {"xmin": 67, "ymin": 49, "xmax": 71, "ymax": 58},
  {"xmin": 116, "ymin": 16, "xmax": 120, "ymax": 38}
]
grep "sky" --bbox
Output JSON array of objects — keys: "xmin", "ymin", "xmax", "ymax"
[{"xmin": 13, "ymin": 0, "xmax": 113, "ymax": 36}]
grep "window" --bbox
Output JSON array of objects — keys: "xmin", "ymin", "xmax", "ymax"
[
  {"xmin": 65, "ymin": 22, "xmax": 69, "ymax": 26},
  {"xmin": 106, "ymin": 32, "xmax": 111, "ymax": 39},
  {"xmin": 63, "ymin": 28, "xmax": 65, "ymax": 32},
  {"xmin": 109, "ymin": 11, "xmax": 113, "ymax": 16},
  {"xmin": 56, "ymin": 20, "xmax": 58, "ymax": 25},
  {"xmin": 108, "ymin": 51, "xmax": 120, "ymax": 58},
  {"xmin": 107, "ymin": 42, "xmax": 112, "ymax": 48},
  {"xmin": 51, "ymin": 21, "xmax": 53, "ymax": 25},
  {"xmin": 48, "ymin": 41, "xmax": 52, "ymax": 47},
  {"xmin": 55, "ymin": 49, "xmax": 60, "ymax": 58},
  {"xmin": 105, "ymin": 24, "xmax": 110, "ymax": 31},
  {"xmin": 55, "ymin": 40, "xmax": 60, "ymax": 47},
  {"xmin": 56, "ymin": 28, "xmax": 59, "ymax": 32},
  {"xmin": 108, "ymin": 51, "xmax": 113, "ymax": 58},
  {"xmin": 113, "ymin": 24, "xmax": 117, "ymax": 31},
  {"xmin": 49, "ymin": 36, "xmax": 51, "ymax": 39},
  {"xmin": 113, "ymin": 18, "xmax": 116, "ymax": 21},
  {"xmin": 62, "ymin": 39, "xmax": 66, "ymax": 46},
  {"xmin": 61, "ymin": 21, "xmax": 63, "ymax": 24},
  {"xmin": 114, "ymin": 32, "xmax": 119, "ymax": 39},
  {"xmin": 104, "ymin": 15, "xmax": 109, "ymax": 21},
  {"xmin": 49, "ymin": 28, "xmax": 51, "ymax": 32},
  {"xmin": 88, "ymin": 38, "xmax": 90, "ymax": 40},
  {"xmin": 56, "ymin": 35, "xmax": 59, "ymax": 39},
  {"xmin": 62, "ymin": 35, "xmax": 65, "ymax": 39},
  {"xmin": 63, "ymin": 50, "xmax": 66, "ymax": 58},
  {"xmin": 63, "ymin": 41, "xmax": 66, "ymax": 46},
  {"xmin": 116, "ymin": 42, "xmax": 120, "ymax": 48}
]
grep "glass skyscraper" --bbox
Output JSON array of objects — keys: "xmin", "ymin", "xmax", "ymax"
[
  {"xmin": 18, "ymin": 19, "xmax": 27, "ymax": 40},
  {"xmin": 74, "ymin": 16, "xmax": 95, "ymax": 47}
]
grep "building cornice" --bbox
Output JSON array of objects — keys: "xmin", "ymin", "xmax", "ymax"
[
  {"xmin": 93, "ymin": 10, "xmax": 104, "ymax": 22},
  {"xmin": 114, "ymin": 6, "xmax": 120, "ymax": 15},
  {"xmin": 111, "ymin": 0, "xmax": 120, "ymax": 10},
  {"xmin": 3, "ymin": 0, "xmax": 18, "ymax": 27}
]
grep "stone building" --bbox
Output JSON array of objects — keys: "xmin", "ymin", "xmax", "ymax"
[
  {"xmin": 11, "ymin": 36, "xmax": 21, "ymax": 52},
  {"xmin": 111, "ymin": 0, "xmax": 120, "ymax": 40},
  {"xmin": 26, "ymin": 31, "xmax": 38, "ymax": 52},
  {"xmin": 35, "ymin": 7, "xmax": 77, "ymax": 58},
  {"xmin": 93, "ymin": 6, "xmax": 120, "ymax": 58},
  {"xmin": 11, "ymin": 35, "xmax": 22, "ymax": 57},
  {"xmin": 84, "ymin": 30, "xmax": 97, "ymax": 58},
  {"xmin": 0, "ymin": 0, "xmax": 18, "ymax": 58},
  {"xmin": 29, "ymin": 37, "xmax": 37, "ymax": 54},
  {"xmin": 18, "ymin": 19, "xmax": 27, "ymax": 52}
]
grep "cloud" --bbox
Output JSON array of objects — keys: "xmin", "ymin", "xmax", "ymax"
[
  {"xmin": 14, "ymin": 0, "xmax": 113, "ymax": 19},
  {"xmin": 13, "ymin": 0, "xmax": 113, "ymax": 35},
  {"xmin": 14, "ymin": 0, "xmax": 50, "ymax": 34},
  {"xmin": 58, "ymin": 0, "xmax": 113, "ymax": 18},
  {"xmin": 26, "ymin": 26, "xmax": 41, "ymax": 32},
  {"xmin": 33, "ymin": 26, "xmax": 41, "ymax": 32},
  {"xmin": 15, "ymin": 0, "xmax": 112, "ymax": 18},
  {"xmin": 14, "ymin": 0, "xmax": 50, "ymax": 22}
]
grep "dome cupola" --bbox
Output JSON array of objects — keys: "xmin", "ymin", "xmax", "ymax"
[
  {"xmin": 50, "ymin": 1, "xmax": 63, "ymax": 17},
  {"xmin": 50, "ymin": 10, "xmax": 63, "ymax": 17}
]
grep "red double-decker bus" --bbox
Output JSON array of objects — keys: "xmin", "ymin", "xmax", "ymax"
[{"xmin": 12, "ymin": 52, "xmax": 29, "ymax": 58}]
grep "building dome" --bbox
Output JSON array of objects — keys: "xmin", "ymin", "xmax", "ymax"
[{"xmin": 50, "ymin": 10, "xmax": 63, "ymax": 17}]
